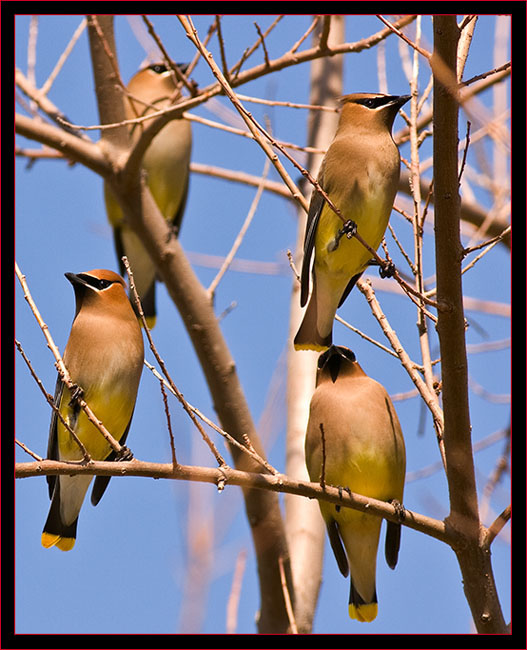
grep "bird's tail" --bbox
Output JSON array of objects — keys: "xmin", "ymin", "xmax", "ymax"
[
  {"xmin": 348, "ymin": 578, "xmax": 378, "ymax": 622},
  {"xmin": 293, "ymin": 280, "xmax": 332, "ymax": 351},
  {"xmin": 41, "ymin": 490, "xmax": 77, "ymax": 552}
]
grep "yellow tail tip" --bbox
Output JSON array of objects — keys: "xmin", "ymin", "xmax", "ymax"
[
  {"xmin": 41, "ymin": 532, "xmax": 75, "ymax": 552},
  {"xmin": 294, "ymin": 342, "xmax": 329, "ymax": 352},
  {"xmin": 349, "ymin": 602, "xmax": 378, "ymax": 622},
  {"xmin": 143, "ymin": 315, "xmax": 156, "ymax": 330}
]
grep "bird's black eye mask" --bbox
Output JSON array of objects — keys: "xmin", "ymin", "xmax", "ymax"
[
  {"xmin": 76, "ymin": 274, "xmax": 115, "ymax": 291},
  {"xmin": 355, "ymin": 96, "xmax": 394, "ymax": 109},
  {"xmin": 148, "ymin": 62, "xmax": 190, "ymax": 75},
  {"xmin": 318, "ymin": 345, "xmax": 356, "ymax": 382}
]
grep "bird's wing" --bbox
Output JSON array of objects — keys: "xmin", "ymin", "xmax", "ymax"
[
  {"xmin": 300, "ymin": 185, "xmax": 326, "ymax": 307},
  {"xmin": 46, "ymin": 375, "xmax": 64, "ymax": 498},
  {"xmin": 170, "ymin": 173, "xmax": 190, "ymax": 237},
  {"xmin": 90, "ymin": 411, "xmax": 134, "ymax": 506},
  {"xmin": 326, "ymin": 518, "xmax": 349, "ymax": 577}
]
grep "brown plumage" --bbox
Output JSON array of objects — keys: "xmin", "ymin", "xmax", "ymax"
[
  {"xmin": 294, "ymin": 93, "xmax": 410, "ymax": 351},
  {"xmin": 105, "ymin": 63, "xmax": 192, "ymax": 328},
  {"xmin": 305, "ymin": 345, "xmax": 406, "ymax": 621}
]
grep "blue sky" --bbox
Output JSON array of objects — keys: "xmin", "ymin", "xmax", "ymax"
[{"xmin": 15, "ymin": 14, "xmax": 510, "ymax": 635}]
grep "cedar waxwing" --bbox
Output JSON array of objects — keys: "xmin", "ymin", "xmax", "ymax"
[
  {"xmin": 304, "ymin": 346, "xmax": 406, "ymax": 622},
  {"xmin": 42, "ymin": 269, "xmax": 144, "ymax": 551},
  {"xmin": 294, "ymin": 93, "xmax": 410, "ymax": 351},
  {"xmin": 104, "ymin": 62, "xmax": 193, "ymax": 328}
]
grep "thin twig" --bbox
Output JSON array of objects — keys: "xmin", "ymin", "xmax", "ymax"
[
  {"xmin": 319, "ymin": 423, "xmax": 326, "ymax": 489},
  {"xmin": 335, "ymin": 315, "xmax": 399, "ymax": 359},
  {"xmin": 215, "ymin": 15, "xmax": 231, "ymax": 82},
  {"xmin": 462, "ymin": 226, "xmax": 511, "ymax": 256},
  {"xmin": 27, "ymin": 16, "xmax": 38, "ymax": 95},
  {"xmin": 15, "ymin": 439, "xmax": 43, "ymax": 462},
  {"xmin": 122, "ymin": 257, "xmax": 228, "ymax": 469},
  {"xmin": 40, "ymin": 18, "xmax": 87, "ymax": 96},
  {"xmin": 278, "ymin": 556, "xmax": 298, "ymax": 634},
  {"xmin": 459, "ymin": 61, "xmax": 511, "ymax": 88},
  {"xmin": 357, "ymin": 278, "xmax": 446, "ymax": 468},
  {"xmin": 229, "ymin": 15, "xmax": 283, "ymax": 79},
  {"xmin": 288, "ymin": 16, "xmax": 321, "ymax": 54},
  {"xmin": 376, "ymin": 15, "xmax": 431, "ymax": 59},
  {"xmin": 458, "ymin": 120, "xmax": 472, "ymax": 184},
  {"xmin": 286, "ymin": 249, "xmax": 300, "ymax": 282},
  {"xmin": 483, "ymin": 505, "xmax": 511, "ymax": 550},
  {"xmin": 159, "ymin": 378, "xmax": 178, "ymax": 467},
  {"xmin": 317, "ymin": 16, "xmax": 332, "ymax": 51},
  {"xmin": 254, "ymin": 22, "xmax": 271, "ymax": 67},
  {"xmin": 236, "ymin": 92, "xmax": 337, "ymax": 112},
  {"xmin": 460, "ymin": 226, "xmax": 510, "ymax": 276},
  {"xmin": 208, "ymin": 158, "xmax": 270, "ymax": 296},
  {"xmin": 179, "ymin": 14, "xmax": 308, "ymax": 212},
  {"xmin": 144, "ymin": 361, "xmax": 277, "ymax": 475},
  {"xmin": 226, "ymin": 549, "xmax": 247, "ymax": 634}
]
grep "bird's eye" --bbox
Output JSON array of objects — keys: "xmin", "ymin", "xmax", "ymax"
[
  {"xmin": 97, "ymin": 279, "xmax": 112, "ymax": 290},
  {"xmin": 363, "ymin": 98, "xmax": 376, "ymax": 108},
  {"xmin": 150, "ymin": 64, "xmax": 167, "ymax": 75}
]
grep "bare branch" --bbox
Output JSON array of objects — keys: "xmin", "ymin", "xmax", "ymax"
[
  {"xmin": 483, "ymin": 505, "xmax": 511, "ymax": 550},
  {"xmin": 433, "ymin": 16, "xmax": 506, "ymax": 633},
  {"xmin": 123, "ymin": 257, "xmax": 228, "ymax": 470},
  {"xmin": 15, "ymin": 459, "xmax": 452, "ymax": 545},
  {"xmin": 226, "ymin": 549, "xmax": 247, "ymax": 633},
  {"xmin": 357, "ymin": 278, "xmax": 446, "ymax": 466},
  {"xmin": 207, "ymin": 158, "xmax": 270, "ymax": 297}
]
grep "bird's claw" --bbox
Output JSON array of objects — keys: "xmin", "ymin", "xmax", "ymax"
[
  {"xmin": 379, "ymin": 260, "xmax": 396, "ymax": 279},
  {"xmin": 335, "ymin": 485, "xmax": 352, "ymax": 513},
  {"xmin": 329, "ymin": 220, "xmax": 358, "ymax": 252},
  {"xmin": 389, "ymin": 499, "xmax": 406, "ymax": 522},
  {"xmin": 68, "ymin": 384, "xmax": 84, "ymax": 407},
  {"xmin": 115, "ymin": 445, "xmax": 134, "ymax": 462}
]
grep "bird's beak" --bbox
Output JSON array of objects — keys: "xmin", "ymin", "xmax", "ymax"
[
  {"xmin": 65, "ymin": 272, "xmax": 86, "ymax": 287},
  {"xmin": 391, "ymin": 94, "xmax": 411, "ymax": 109},
  {"xmin": 65, "ymin": 272, "xmax": 93, "ymax": 289}
]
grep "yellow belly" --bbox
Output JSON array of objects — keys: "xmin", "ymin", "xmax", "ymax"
[
  {"xmin": 314, "ymin": 193, "xmax": 390, "ymax": 278},
  {"xmin": 57, "ymin": 387, "xmax": 134, "ymax": 462}
]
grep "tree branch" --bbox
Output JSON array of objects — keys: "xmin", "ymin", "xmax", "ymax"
[
  {"xmin": 432, "ymin": 15, "xmax": 506, "ymax": 634},
  {"xmin": 15, "ymin": 113, "xmax": 109, "ymax": 177},
  {"xmin": 85, "ymin": 15, "xmax": 294, "ymax": 634},
  {"xmin": 15, "ymin": 459, "xmax": 452, "ymax": 546}
]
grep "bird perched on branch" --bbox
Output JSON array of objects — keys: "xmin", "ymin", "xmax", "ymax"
[
  {"xmin": 105, "ymin": 62, "xmax": 192, "ymax": 328},
  {"xmin": 42, "ymin": 269, "xmax": 144, "ymax": 551},
  {"xmin": 294, "ymin": 93, "xmax": 410, "ymax": 351},
  {"xmin": 305, "ymin": 345, "xmax": 406, "ymax": 621}
]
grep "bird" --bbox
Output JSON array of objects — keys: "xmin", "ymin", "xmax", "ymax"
[
  {"xmin": 294, "ymin": 93, "xmax": 410, "ymax": 351},
  {"xmin": 104, "ymin": 62, "xmax": 193, "ymax": 328},
  {"xmin": 42, "ymin": 269, "xmax": 144, "ymax": 551},
  {"xmin": 304, "ymin": 345, "xmax": 406, "ymax": 622}
]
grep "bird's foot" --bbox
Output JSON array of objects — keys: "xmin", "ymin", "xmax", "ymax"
[
  {"xmin": 389, "ymin": 498, "xmax": 406, "ymax": 522},
  {"xmin": 68, "ymin": 383, "xmax": 84, "ymax": 407},
  {"xmin": 336, "ymin": 485, "xmax": 352, "ymax": 513},
  {"xmin": 166, "ymin": 223, "xmax": 180, "ymax": 244},
  {"xmin": 115, "ymin": 445, "xmax": 134, "ymax": 462},
  {"xmin": 328, "ymin": 220, "xmax": 357, "ymax": 252},
  {"xmin": 367, "ymin": 258, "xmax": 396, "ymax": 278},
  {"xmin": 379, "ymin": 260, "xmax": 396, "ymax": 278}
]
